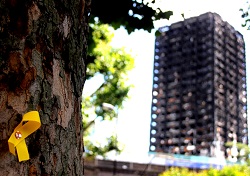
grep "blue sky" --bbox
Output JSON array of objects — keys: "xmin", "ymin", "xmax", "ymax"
[{"xmin": 83, "ymin": 0, "xmax": 250, "ymax": 164}]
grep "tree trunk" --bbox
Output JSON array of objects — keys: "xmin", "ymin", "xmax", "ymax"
[{"xmin": 0, "ymin": 0, "xmax": 90, "ymax": 175}]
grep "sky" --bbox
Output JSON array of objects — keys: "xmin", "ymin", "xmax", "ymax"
[{"xmin": 83, "ymin": 0, "xmax": 250, "ymax": 164}]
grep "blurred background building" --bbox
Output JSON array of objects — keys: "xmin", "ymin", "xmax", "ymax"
[
  {"xmin": 85, "ymin": 159, "xmax": 166, "ymax": 176},
  {"xmin": 149, "ymin": 12, "xmax": 248, "ymax": 158}
]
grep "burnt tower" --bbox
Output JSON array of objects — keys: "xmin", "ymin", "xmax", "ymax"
[{"xmin": 149, "ymin": 12, "xmax": 248, "ymax": 157}]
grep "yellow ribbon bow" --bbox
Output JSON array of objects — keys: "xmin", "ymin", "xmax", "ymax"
[{"xmin": 8, "ymin": 111, "xmax": 41, "ymax": 162}]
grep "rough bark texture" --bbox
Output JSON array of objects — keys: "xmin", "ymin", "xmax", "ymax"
[{"xmin": 0, "ymin": 0, "xmax": 90, "ymax": 175}]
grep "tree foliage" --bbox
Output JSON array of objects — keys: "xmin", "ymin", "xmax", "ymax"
[
  {"xmin": 84, "ymin": 135, "xmax": 120, "ymax": 158},
  {"xmin": 82, "ymin": 23, "xmax": 134, "ymax": 158},
  {"xmin": 84, "ymin": 1, "xmax": 172, "ymax": 158},
  {"xmin": 83, "ymin": 0, "xmax": 174, "ymax": 159},
  {"xmin": 159, "ymin": 167, "xmax": 196, "ymax": 176},
  {"xmin": 86, "ymin": 0, "xmax": 173, "ymax": 65},
  {"xmin": 225, "ymin": 142, "xmax": 250, "ymax": 162},
  {"xmin": 84, "ymin": 23, "xmax": 134, "ymax": 119},
  {"xmin": 240, "ymin": 1, "xmax": 250, "ymax": 29},
  {"xmin": 90, "ymin": 0, "xmax": 173, "ymax": 33},
  {"xmin": 159, "ymin": 165, "xmax": 250, "ymax": 176}
]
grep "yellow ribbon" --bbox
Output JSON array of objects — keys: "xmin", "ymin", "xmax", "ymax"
[{"xmin": 8, "ymin": 111, "xmax": 41, "ymax": 162}]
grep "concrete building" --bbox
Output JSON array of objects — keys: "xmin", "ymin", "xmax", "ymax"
[
  {"xmin": 84, "ymin": 159, "xmax": 167, "ymax": 176},
  {"xmin": 149, "ymin": 12, "xmax": 248, "ymax": 159}
]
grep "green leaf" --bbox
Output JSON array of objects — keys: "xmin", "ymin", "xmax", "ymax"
[{"xmin": 83, "ymin": 23, "xmax": 134, "ymax": 158}]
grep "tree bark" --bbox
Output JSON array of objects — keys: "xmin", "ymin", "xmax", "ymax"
[{"xmin": 0, "ymin": 0, "xmax": 90, "ymax": 175}]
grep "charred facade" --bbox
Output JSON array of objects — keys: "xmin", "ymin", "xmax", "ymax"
[{"xmin": 149, "ymin": 12, "xmax": 248, "ymax": 157}]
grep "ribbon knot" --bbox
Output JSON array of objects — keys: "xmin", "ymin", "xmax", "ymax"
[{"xmin": 8, "ymin": 111, "xmax": 41, "ymax": 162}]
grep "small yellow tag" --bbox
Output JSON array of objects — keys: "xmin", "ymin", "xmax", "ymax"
[{"xmin": 8, "ymin": 111, "xmax": 41, "ymax": 162}]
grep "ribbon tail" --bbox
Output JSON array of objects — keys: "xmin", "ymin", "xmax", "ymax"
[
  {"xmin": 16, "ymin": 140, "xmax": 29, "ymax": 162},
  {"xmin": 8, "ymin": 141, "xmax": 16, "ymax": 156}
]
